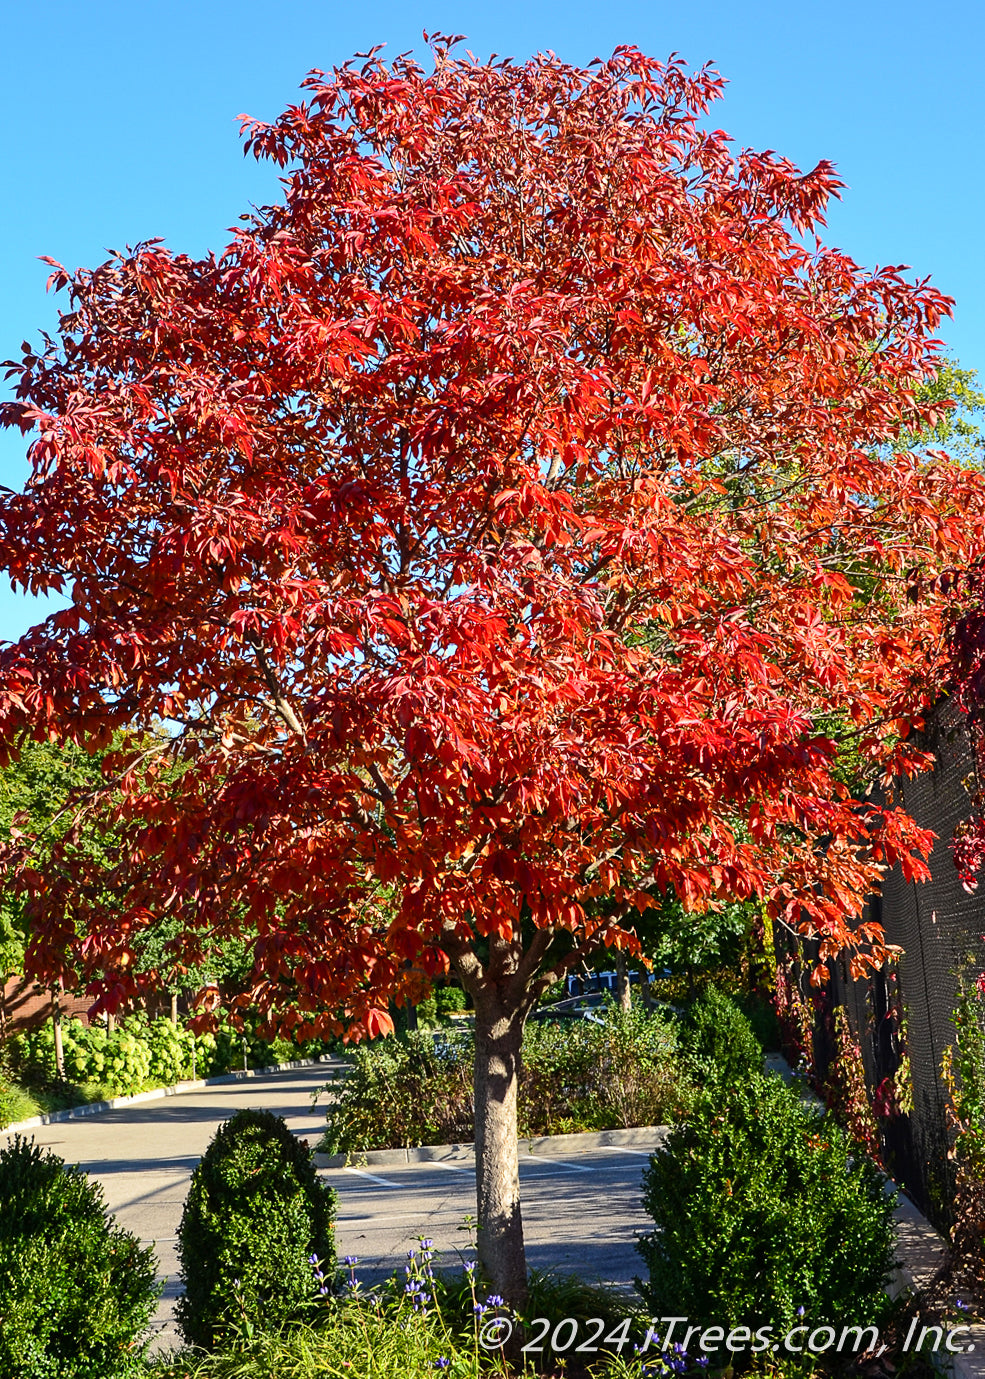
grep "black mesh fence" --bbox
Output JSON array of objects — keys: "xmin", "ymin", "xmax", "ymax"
[{"xmin": 780, "ymin": 698, "xmax": 985, "ymax": 1231}]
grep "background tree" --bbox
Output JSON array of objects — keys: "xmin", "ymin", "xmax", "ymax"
[
  {"xmin": 2, "ymin": 40, "xmax": 985, "ymax": 1301},
  {"xmin": 0, "ymin": 741, "xmax": 108, "ymax": 984}
]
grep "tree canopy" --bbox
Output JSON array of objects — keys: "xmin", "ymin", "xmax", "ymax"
[{"xmin": 3, "ymin": 37, "xmax": 985, "ymax": 1297}]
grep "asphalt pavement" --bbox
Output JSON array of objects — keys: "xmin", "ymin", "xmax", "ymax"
[
  {"xmin": 2, "ymin": 1064, "xmax": 661, "ymax": 1355},
  {"xmin": 322, "ymin": 1143, "xmax": 659, "ymax": 1285}
]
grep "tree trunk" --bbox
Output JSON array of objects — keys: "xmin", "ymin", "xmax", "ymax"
[
  {"xmin": 170, "ymin": 991, "xmax": 179, "ymax": 1025},
  {"xmin": 614, "ymin": 951, "xmax": 632, "ymax": 1013},
  {"xmin": 51, "ymin": 988, "xmax": 65, "ymax": 1080},
  {"xmin": 472, "ymin": 989, "xmax": 528, "ymax": 1307},
  {"xmin": 640, "ymin": 963, "xmax": 653, "ymax": 1011}
]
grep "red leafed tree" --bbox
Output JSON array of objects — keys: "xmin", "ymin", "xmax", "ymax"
[{"xmin": 2, "ymin": 39, "xmax": 985, "ymax": 1300}]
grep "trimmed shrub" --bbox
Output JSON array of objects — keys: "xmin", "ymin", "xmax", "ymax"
[
  {"xmin": 176, "ymin": 1109, "xmax": 338, "ymax": 1349},
  {"xmin": 636, "ymin": 1072, "xmax": 897, "ymax": 1349},
  {"xmin": 0, "ymin": 1135, "xmax": 158, "ymax": 1378},
  {"xmin": 678, "ymin": 985, "xmax": 764, "ymax": 1084}
]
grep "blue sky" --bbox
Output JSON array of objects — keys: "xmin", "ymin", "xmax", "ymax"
[{"xmin": 1, "ymin": 0, "xmax": 982, "ymax": 641}]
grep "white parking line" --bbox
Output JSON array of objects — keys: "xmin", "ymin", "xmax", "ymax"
[
  {"xmin": 606, "ymin": 1148, "xmax": 658, "ymax": 1156},
  {"xmin": 343, "ymin": 1167, "xmax": 403, "ymax": 1188},
  {"xmin": 521, "ymin": 1155, "xmax": 593, "ymax": 1172},
  {"xmin": 422, "ymin": 1160, "xmax": 474, "ymax": 1175}
]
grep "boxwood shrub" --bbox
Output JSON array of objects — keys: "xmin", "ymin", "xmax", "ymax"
[
  {"xmin": 0, "ymin": 1135, "xmax": 158, "ymax": 1378},
  {"xmin": 176, "ymin": 1109, "xmax": 338, "ymax": 1349},
  {"xmin": 678, "ymin": 984, "xmax": 764, "ymax": 1084},
  {"xmin": 636, "ymin": 1071, "xmax": 897, "ymax": 1351}
]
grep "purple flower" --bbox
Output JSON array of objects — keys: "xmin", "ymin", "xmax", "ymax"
[
  {"xmin": 796, "ymin": 1306, "xmax": 805, "ymax": 1318},
  {"xmin": 485, "ymin": 1293, "xmax": 505, "ymax": 1308},
  {"xmin": 343, "ymin": 1255, "xmax": 358, "ymax": 1268},
  {"xmin": 433, "ymin": 1360, "xmax": 450, "ymax": 1371}
]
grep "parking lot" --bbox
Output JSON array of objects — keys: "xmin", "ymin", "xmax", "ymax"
[
  {"xmin": 322, "ymin": 1142, "xmax": 661, "ymax": 1287},
  {"xmin": 5, "ymin": 1064, "xmax": 663, "ymax": 1353}
]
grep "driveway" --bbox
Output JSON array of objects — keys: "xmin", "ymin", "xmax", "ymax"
[{"xmin": 3, "ymin": 1065, "xmax": 659, "ymax": 1354}]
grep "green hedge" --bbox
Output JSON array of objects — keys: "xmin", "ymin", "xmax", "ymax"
[
  {"xmin": 7, "ymin": 1012, "xmax": 333, "ymax": 1105},
  {"xmin": 321, "ymin": 1004, "xmax": 684, "ymax": 1153},
  {"xmin": 0, "ymin": 1135, "xmax": 158, "ymax": 1378},
  {"xmin": 636, "ymin": 1071, "xmax": 897, "ymax": 1351}
]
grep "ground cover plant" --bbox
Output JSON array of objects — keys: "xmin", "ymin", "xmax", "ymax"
[
  {"xmin": 0, "ymin": 1134, "xmax": 158, "ymax": 1379},
  {"xmin": 320, "ymin": 1004, "xmax": 683, "ymax": 1152},
  {"xmin": 150, "ymin": 1241, "xmax": 643, "ymax": 1379},
  {"xmin": 0, "ymin": 1066, "xmax": 39, "ymax": 1125},
  {"xmin": 142, "ymin": 1246, "xmax": 939, "ymax": 1379},
  {"xmin": 176, "ymin": 1109, "xmax": 338, "ymax": 1350}
]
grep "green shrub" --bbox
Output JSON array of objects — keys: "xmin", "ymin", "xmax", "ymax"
[
  {"xmin": 176, "ymin": 1108, "xmax": 338, "ymax": 1349},
  {"xmin": 435, "ymin": 985, "xmax": 468, "ymax": 1016},
  {"xmin": 734, "ymin": 989, "xmax": 782, "ymax": 1052},
  {"xmin": 322, "ymin": 1007, "xmax": 684, "ymax": 1152},
  {"xmin": 144, "ymin": 1015, "xmax": 197, "ymax": 1085},
  {"xmin": 11, "ymin": 1016, "xmax": 166, "ymax": 1094},
  {"xmin": 520, "ymin": 1004, "xmax": 682, "ymax": 1135},
  {"xmin": 0, "ymin": 1135, "xmax": 158, "ymax": 1378},
  {"xmin": 322, "ymin": 1031, "xmax": 474, "ymax": 1153},
  {"xmin": 7, "ymin": 1015, "xmax": 327, "ymax": 1101},
  {"xmin": 636, "ymin": 1072, "xmax": 897, "ymax": 1349},
  {"xmin": 679, "ymin": 985, "xmax": 764, "ymax": 1084}
]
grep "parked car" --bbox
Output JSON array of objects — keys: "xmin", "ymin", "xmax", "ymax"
[{"xmin": 528, "ymin": 993, "xmax": 606, "ymax": 1025}]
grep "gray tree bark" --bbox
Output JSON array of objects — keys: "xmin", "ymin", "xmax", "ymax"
[
  {"xmin": 471, "ymin": 986, "xmax": 528, "ymax": 1307},
  {"xmin": 640, "ymin": 962, "xmax": 653, "ymax": 1011},
  {"xmin": 614, "ymin": 950, "xmax": 632, "ymax": 1012},
  {"xmin": 51, "ymin": 988, "xmax": 65, "ymax": 1079}
]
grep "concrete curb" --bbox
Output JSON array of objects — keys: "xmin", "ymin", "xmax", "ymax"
[
  {"xmin": 314, "ymin": 1123, "xmax": 669, "ymax": 1169},
  {"xmin": 1, "ymin": 1054, "xmax": 343, "ymax": 1137}
]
